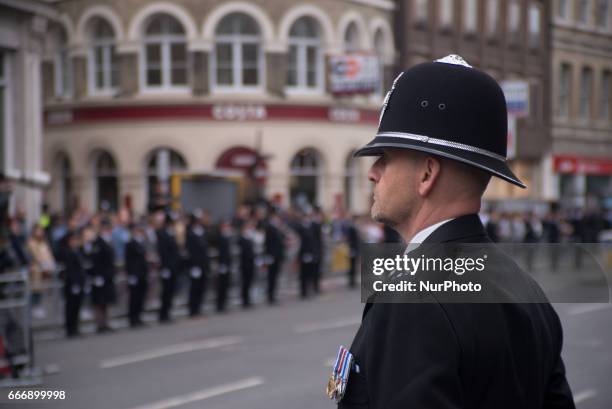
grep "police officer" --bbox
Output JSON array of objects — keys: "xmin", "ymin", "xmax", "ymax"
[
  {"xmin": 345, "ymin": 215, "xmax": 360, "ymax": 289},
  {"xmin": 90, "ymin": 219, "xmax": 117, "ymax": 333},
  {"xmin": 215, "ymin": 221, "xmax": 233, "ymax": 312},
  {"xmin": 155, "ymin": 212, "xmax": 180, "ymax": 323},
  {"xmin": 311, "ymin": 207, "xmax": 324, "ymax": 294},
  {"xmin": 294, "ymin": 213, "xmax": 317, "ymax": 299},
  {"xmin": 186, "ymin": 212, "xmax": 210, "ymax": 317},
  {"xmin": 238, "ymin": 220, "xmax": 255, "ymax": 308},
  {"xmin": 125, "ymin": 223, "xmax": 149, "ymax": 327},
  {"xmin": 263, "ymin": 211, "xmax": 286, "ymax": 304},
  {"xmin": 61, "ymin": 231, "xmax": 85, "ymax": 337},
  {"xmin": 329, "ymin": 56, "xmax": 575, "ymax": 408}
]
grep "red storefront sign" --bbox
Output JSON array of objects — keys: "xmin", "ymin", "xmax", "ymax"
[
  {"xmin": 215, "ymin": 146, "xmax": 268, "ymax": 184},
  {"xmin": 553, "ymin": 155, "xmax": 612, "ymax": 175}
]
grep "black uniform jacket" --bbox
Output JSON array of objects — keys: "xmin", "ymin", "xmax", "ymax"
[{"xmin": 339, "ymin": 214, "xmax": 575, "ymax": 409}]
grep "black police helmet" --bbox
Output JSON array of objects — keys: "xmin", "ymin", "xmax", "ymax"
[{"xmin": 354, "ymin": 55, "xmax": 526, "ymax": 188}]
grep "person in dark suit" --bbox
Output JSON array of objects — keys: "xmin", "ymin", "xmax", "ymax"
[
  {"xmin": 125, "ymin": 223, "xmax": 149, "ymax": 327},
  {"xmin": 62, "ymin": 231, "xmax": 86, "ymax": 337},
  {"xmin": 155, "ymin": 212, "xmax": 180, "ymax": 323},
  {"xmin": 186, "ymin": 213, "xmax": 210, "ymax": 317},
  {"xmin": 330, "ymin": 56, "xmax": 575, "ymax": 408},
  {"xmin": 215, "ymin": 221, "xmax": 233, "ymax": 312},
  {"xmin": 263, "ymin": 212, "xmax": 286, "ymax": 304},
  {"xmin": 293, "ymin": 214, "xmax": 317, "ymax": 299},
  {"xmin": 311, "ymin": 207, "xmax": 325, "ymax": 294},
  {"xmin": 345, "ymin": 216, "xmax": 360, "ymax": 289},
  {"xmin": 238, "ymin": 220, "xmax": 255, "ymax": 308},
  {"xmin": 89, "ymin": 220, "xmax": 117, "ymax": 333}
]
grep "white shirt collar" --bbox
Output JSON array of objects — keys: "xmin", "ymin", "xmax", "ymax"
[{"xmin": 408, "ymin": 218, "xmax": 454, "ymax": 245}]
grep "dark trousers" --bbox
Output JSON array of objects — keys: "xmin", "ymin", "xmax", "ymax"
[
  {"xmin": 241, "ymin": 266, "xmax": 254, "ymax": 307},
  {"xmin": 216, "ymin": 271, "xmax": 230, "ymax": 312},
  {"xmin": 348, "ymin": 256, "xmax": 357, "ymax": 288},
  {"xmin": 267, "ymin": 261, "xmax": 280, "ymax": 303},
  {"xmin": 159, "ymin": 272, "xmax": 176, "ymax": 322},
  {"xmin": 188, "ymin": 274, "xmax": 207, "ymax": 316},
  {"xmin": 128, "ymin": 280, "xmax": 147, "ymax": 326},
  {"xmin": 64, "ymin": 291, "xmax": 83, "ymax": 337},
  {"xmin": 300, "ymin": 262, "xmax": 316, "ymax": 298}
]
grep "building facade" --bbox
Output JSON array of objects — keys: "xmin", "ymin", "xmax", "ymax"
[
  {"xmin": 42, "ymin": 0, "xmax": 396, "ymax": 217},
  {"xmin": 394, "ymin": 0, "xmax": 551, "ymax": 208},
  {"xmin": 549, "ymin": 0, "xmax": 612, "ymax": 209},
  {"xmin": 0, "ymin": 0, "xmax": 55, "ymax": 225}
]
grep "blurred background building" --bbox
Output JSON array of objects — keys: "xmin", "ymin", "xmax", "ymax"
[
  {"xmin": 549, "ymin": 0, "xmax": 612, "ymax": 210},
  {"xmin": 41, "ymin": 0, "xmax": 396, "ymax": 220},
  {"xmin": 0, "ymin": 0, "xmax": 607, "ymax": 219},
  {"xmin": 0, "ymin": 0, "xmax": 54, "ymax": 226}
]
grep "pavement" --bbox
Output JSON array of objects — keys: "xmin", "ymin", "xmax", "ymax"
[{"xmin": 7, "ymin": 276, "xmax": 612, "ymax": 409}]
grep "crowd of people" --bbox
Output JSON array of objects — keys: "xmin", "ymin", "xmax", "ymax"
[
  {"xmin": 1, "ymin": 203, "xmax": 363, "ymax": 338},
  {"xmin": 0, "ymin": 202, "xmax": 610, "ymax": 338}
]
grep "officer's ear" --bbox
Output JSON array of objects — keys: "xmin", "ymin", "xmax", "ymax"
[{"xmin": 417, "ymin": 155, "xmax": 441, "ymax": 197}]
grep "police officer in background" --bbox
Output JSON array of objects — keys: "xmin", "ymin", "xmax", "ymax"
[
  {"xmin": 345, "ymin": 215, "xmax": 360, "ymax": 289},
  {"xmin": 90, "ymin": 219, "xmax": 117, "ymax": 333},
  {"xmin": 125, "ymin": 223, "xmax": 149, "ymax": 328},
  {"xmin": 263, "ymin": 211, "xmax": 286, "ymax": 304},
  {"xmin": 311, "ymin": 206, "xmax": 324, "ymax": 294},
  {"xmin": 215, "ymin": 221, "xmax": 233, "ymax": 312},
  {"xmin": 238, "ymin": 219, "xmax": 256, "ymax": 309},
  {"xmin": 186, "ymin": 211, "xmax": 210, "ymax": 317},
  {"xmin": 155, "ymin": 212, "xmax": 180, "ymax": 323},
  {"xmin": 295, "ymin": 212, "xmax": 317, "ymax": 299},
  {"xmin": 329, "ymin": 56, "xmax": 575, "ymax": 408},
  {"xmin": 61, "ymin": 231, "xmax": 85, "ymax": 337}
]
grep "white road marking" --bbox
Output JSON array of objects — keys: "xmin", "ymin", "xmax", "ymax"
[
  {"xmin": 126, "ymin": 377, "xmax": 264, "ymax": 409},
  {"xmin": 573, "ymin": 389, "xmax": 597, "ymax": 404},
  {"xmin": 100, "ymin": 336, "xmax": 242, "ymax": 369},
  {"xmin": 324, "ymin": 357, "xmax": 336, "ymax": 367},
  {"xmin": 568, "ymin": 304, "xmax": 612, "ymax": 316},
  {"xmin": 294, "ymin": 316, "xmax": 361, "ymax": 334}
]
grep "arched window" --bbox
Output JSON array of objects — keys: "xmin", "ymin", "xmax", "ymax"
[
  {"xmin": 344, "ymin": 22, "xmax": 360, "ymax": 53},
  {"xmin": 55, "ymin": 153, "xmax": 73, "ymax": 215},
  {"xmin": 213, "ymin": 13, "xmax": 262, "ymax": 89},
  {"xmin": 55, "ymin": 27, "xmax": 72, "ymax": 98},
  {"xmin": 146, "ymin": 148, "xmax": 187, "ymax": 211},
  {"xmin": 286, "ymin": 17, "xmax": 322, "ymax": 92},
  {"xmin": 88, "ymin": 18, "xmax": 118, "ymax": 94},
  {"xmin": 143, "ymin": 14, "xmax": 188, "ymax": 89},
  {"xmin": 373, "ymin": 29, "xmax": 385, "ymax": 96},
  {"xmin": 94, "ymin": 151, "xmax": 118, "ymax": 211},
  {"xmin": 290, "ymin": 148, "xmax": 322, "ymax": 207}
]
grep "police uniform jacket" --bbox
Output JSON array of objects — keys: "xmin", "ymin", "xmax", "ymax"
[
  {"xmin": 156, "ymin": 228, "xmax": 180, "ymax": 273},
  {"xmin": 125, "ymin": 238, "xmax": 149, "ymax": 282},
  {"xmin": 186, "ymin": 226, "xmax": 210, "ymax": 272},
  {"xmin": 339, "ymin": 214, "xmax": 575, "ymax": 409},
  {"xmin": 90, "ymin": 236, "xmax": 117, "ymax": 305}
]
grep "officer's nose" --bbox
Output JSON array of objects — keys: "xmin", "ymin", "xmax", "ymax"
[{"xmin": 368, "ymin": 156, "xmax": 384, "ymax": 184}]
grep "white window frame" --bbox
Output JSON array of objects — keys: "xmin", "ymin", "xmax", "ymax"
[
  {"xmin": 285, "ymin": 24, "xmax": 324, "ymax": 95},
  {"xmin": 140, "ymin": 18, "xmax": 189, "ymax": 94},
  {"xmin": 211, "ymin": 24, "xmax": 264, "ymax": 94},
  {"xmin": 486, "ymin": 0, "xmax": 499, "ymax": 37},
  {"xmin": 596, "ymin": 0, "xmax": 610, "ymax": 29},
  {"xmin": 88, "ymin": 26, "xmax": 118, "ymax": 96},
  {"xmin": 600, "ymin": 70, "xmax": 611, "ymax": 119},
  {"xmin": 54, "ymin": 39, "xmax": 73, "ymax": 98},
  {"xmin": 579, "ymin": 67, "xmax": 593, "ymax": 119},
  {"xmin": 415, "ymin": 0, "xmax": 428, "ymax": 24},
  {"xmin": 577, "ymin": 0, "xmax": 591, "ymax": 25},
  {"xmin": 528, "ymin": 4, "xmax": 542, "ymax": 49},
  {"xmin": 558, "ymin": 63, "xmax": 571, "ymax": 117},
  {"xmin": 558, "ymin": 0, "xmax": 570, "ymax": 20},
  {"xmin": 464, "ymin": 0, "xmax": 478, "ymax": 33},
  {"xmin": 508, "ymin": 0, "xmax": 521, "ymax": 41},
  {"xmin": 439, "ymin": 0, "xmax": 454, "ymax": 28}
]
